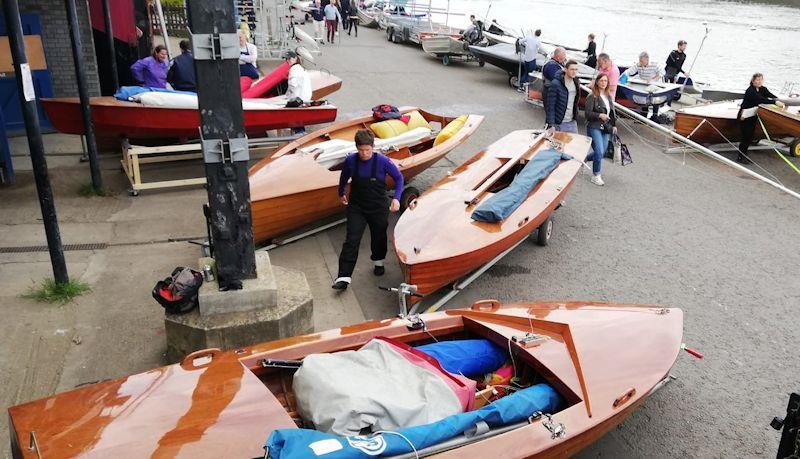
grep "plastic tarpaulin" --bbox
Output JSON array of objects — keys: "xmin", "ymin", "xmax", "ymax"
[
  {"xmin": 415, "ymin": 340, "xmax": 506, "ymax": 377},
  {"xmin": 471, "ymin": 148, "xmax": 572, "ymax": 223},
  {"xmin": 264, "ymin": 384, "xmax": 561, "ymax": 458},
  {"xmin": 113, "ymin": 86, "xmax": 195, "ymax": 101}
]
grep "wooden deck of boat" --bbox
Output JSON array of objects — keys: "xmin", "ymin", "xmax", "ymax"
[
  {"xmin": 673, "ymin": 100, "xmax": 747, "ymax": 144},
  {"xmin": 394, "ymin": 130, "xmax": 592, "ymax": 297},
  {"xmin": 249, "ymin": 108, "xmax": 484, "ymax": 243},
  {"xmin": 7, "ymin": 301, "xmax": 683, "ymax": 459}
]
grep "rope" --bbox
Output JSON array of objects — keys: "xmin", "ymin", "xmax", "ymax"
[
  {"xmin": 373, "ymin": 430, "xmax": 419, "ymax": 458},
  {"xmin": 757, "ymin": 115, "xmax": 800, "ymax": 176}
]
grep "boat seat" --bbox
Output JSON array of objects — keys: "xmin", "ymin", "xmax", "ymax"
[{"xmin": 308, "ymin": 127, "xmax": 434, "ymax": 169}]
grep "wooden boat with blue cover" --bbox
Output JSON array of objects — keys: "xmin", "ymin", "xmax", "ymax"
[
  {"xmin": 7, "ymin": 299, "xmax": 686, "ymax": 458},
  {"xmin": 393, "ymin": 130, "xmax": 592, "ymax": 300}
]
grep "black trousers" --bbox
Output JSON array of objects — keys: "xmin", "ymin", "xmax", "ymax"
[
  {"xmin": 738, "ymin": 117, "xmax": 757, "ymax": 156},
  {"xmin": 337, "ymin": 204, "xmax": 388, "ymax": 278},
  {"xmin": 348, "ymin": 17, "xmax": 358, "ymax": 35}
]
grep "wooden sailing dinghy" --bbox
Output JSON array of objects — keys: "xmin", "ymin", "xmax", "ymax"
[
  {"xmin": 393, "ymin": 130, "xmax": 592, "ymax": 299},
  {"xmin": 673, "ymin": 100, "xmax": 754, "ymax": 144},
  {"xmin": 758, "ymin": 104, "xmax": 800, "ymax": 137},
  {"xmin": 7, "ymin": 300, "xmax": 685, "ymax": 458},
  {"xmin": 42, "ymin": 71, "xmax": 341, "ymax": 141},
  {"xmin": 249, "ymin": 108, "xmax": 484, "ymax": 244}
]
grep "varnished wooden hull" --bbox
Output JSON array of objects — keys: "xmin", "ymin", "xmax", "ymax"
[
  {"xmin": 758, "ymin": 104, "xmax": 800, "ymax": 138},
  {"xmin": 7, "ymin": 301, "xmax": 685, "ymax": 458},
  {"xmin": 394, "ymin": 130, "xmax": 592, "ymax": 299},
  {"xmin": 249, "ymin": 108, "xmax": 484, "ymax": 244},
  {"xmin": 673, "ymin": 109, "xmax": 743, "ymax": 144}
]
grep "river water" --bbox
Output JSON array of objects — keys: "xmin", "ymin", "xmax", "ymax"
[{"xmin": 417, "ymin": 0, "xmax": 800, "ymax": 93}]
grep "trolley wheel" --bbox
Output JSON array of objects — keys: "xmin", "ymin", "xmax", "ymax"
[
  {"xmin": 508, "ymin": 74, "xmax": 520, "ymax": 89},
  {"xmin": 790, "ymin": 138, "xmax": 800, "ymax": 158},
  {"xmin": 478, "ymin": 59, "xmax": 485, "ymax": 67},
  {"xmin": 442, "ymin": 55, "xmax": 450, "ymax": 66},
  {"xmin": 400, "ymin": 186, "xmax": 420, "ymax": 212},
  {"xmin": 535, "ymin": 216, "xmax": 553, "ymax": 246},
  {"xmin": 128, "ymin": 188, "xmax": 139, "ymax": 197}
]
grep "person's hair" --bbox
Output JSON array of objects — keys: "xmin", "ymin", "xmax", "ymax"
[
  {"xmin": 535, "ymin": 29, "xmax": 541, "ymax": 37},
  {"xmin": 469, "ymin": 14, "xmax": 475, "ymax": 19},
  {"xmin": 591, "ymin": 73, "xmax": 609, "ymax": 98},
  {"xmin": 597, "ymin": 52, "xmax": 610, "ymax": 62},
  {"xmin": 565, "ymin": 59, "xmax": 578, "ymax": 69},
  {"xmin": 554, "ymin": 47, "xmax": 566, "ymax": 58},
  {"xmin": 588, "ymin": 33, "xmax": 595, "ymax": 39},
  {"xmin": 638, "ymin": 51, "xmax": 649, "ymax": 60},
  {"xmin": 355, "ymin": 129, "xmax": 375, "ymax": 147},
  {"xmin": 153, "ymin": 45, "xmax": 166, "ymax": 58},
  {"xmin": 179, "ymin": 40, "xmax": 190, "ymax": 52},
  {"xmin": 751, "ymin": 72, "xmax": 763, "ymax": 84},
  {"xmin": 678, "ymin": 40, "xmax": 687, "ymax": 46}
]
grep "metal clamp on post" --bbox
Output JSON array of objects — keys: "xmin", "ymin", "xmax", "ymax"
[
  {"xmin": 190, "ymin": 30, "xmax": 239, "ymax": 60},
  {"xmin": 202, "ymin": 137, "xmax": 250, "ymax": 164}
]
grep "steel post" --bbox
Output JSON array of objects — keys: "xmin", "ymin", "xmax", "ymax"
[
  {"xmin": 101, "ymin": 0, "xmax": 120, "ymax": 91},
  {"xmin": 2, "ymin": 0, "xmax": 69, "ymax": 283}
]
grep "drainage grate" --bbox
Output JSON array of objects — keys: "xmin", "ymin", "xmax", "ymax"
[{"xmin": 0, "ymin": 243, "xmax": 108, "ymax": 254}]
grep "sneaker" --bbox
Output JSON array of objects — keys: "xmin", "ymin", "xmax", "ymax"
[
  {"xmin": 332, "ymin": 281, "xmax": 349, "ymax": 290},
  {"xmin": 590, "ymin": 174, "xmax": 605, "ymax": 186}
]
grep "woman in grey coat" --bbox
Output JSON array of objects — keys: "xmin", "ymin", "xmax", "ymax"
[{"xmin": 584, "ymin": 73, "xmax": 618, "ymax": 186}]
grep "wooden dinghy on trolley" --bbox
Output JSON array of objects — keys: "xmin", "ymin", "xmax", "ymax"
[
  {"xmin": 393, "ymin": 130, "xmax": 591, "ymax": 301},
  {"xmin": 7, "ymin": 299, "xmax": 690, "ymax": 458},
  {"xmin": 249, "ymin": 108, "xmax": 484, "ymax": 245}
]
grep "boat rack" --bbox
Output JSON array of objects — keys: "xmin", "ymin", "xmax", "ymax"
[{"xmin": 121, "ymin": 134, "xmax": 295, "ymax": 196}]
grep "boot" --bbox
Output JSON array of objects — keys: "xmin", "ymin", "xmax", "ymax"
[{"xmin": 735, "ymin": 154, "xmax": 752, "ymax": 164}]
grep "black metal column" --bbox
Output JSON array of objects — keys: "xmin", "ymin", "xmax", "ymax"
[
  {"xmin": 65, "ymin": 0, "xmax": 103, "ymax": 190},
  {"xmin": 101, "ymin": 0, "xmax": 119, "ymax": 91},
  {"xmin": 187, "ymin": 1, "xmax": 256, "ymax": 289},
  {"xmin": 2, "ymin": 0, "xmax": 69, "ymax": 283}
]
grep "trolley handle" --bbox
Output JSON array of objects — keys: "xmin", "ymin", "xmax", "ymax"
[{"xmin": 378, "ymin": 285, "xmax": 424, "ymax": 298}]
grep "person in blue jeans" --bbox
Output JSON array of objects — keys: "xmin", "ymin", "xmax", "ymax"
[{"xmin": 583, "ymin": 73, "xmax": 617, "ymax": 186}]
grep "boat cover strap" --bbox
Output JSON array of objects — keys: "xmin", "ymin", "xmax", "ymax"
[
  {"xmin": 471, "ymin": 148, "xmax": 572, "ymax": 223},
  {"xmin": 264, "ymin": 384, "xmax": 561, "ymax": 458}
]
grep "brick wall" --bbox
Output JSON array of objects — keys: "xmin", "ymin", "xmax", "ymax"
[{"xmin": 15, "ymin": 0, "xmax": 101, "ymax": 97}]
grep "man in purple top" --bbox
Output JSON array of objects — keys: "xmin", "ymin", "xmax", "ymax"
[
  {"xmin": 333, "ymin": 129, "xmax": 403, "ymax": 290},
  {"xmin": 130, "ymin": 45, "xmax": 169, "ymax": 88}
]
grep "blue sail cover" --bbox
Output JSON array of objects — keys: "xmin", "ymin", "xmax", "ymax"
[
  {"xmin": 415, "ymin": 339, "xmax": 507, "ymax": 377},
  {"xmin": 471, "ymin": 149, "xmax": 572, "ymax": 223},
  {"xmin": 113, "ymin": 86, "xmax": 196, "ymax": 101},
  {"xmin": 264, "ymin": 384, "xmax": 561, "ymax": 458}
]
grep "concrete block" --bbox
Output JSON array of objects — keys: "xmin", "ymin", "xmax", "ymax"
[
  {"xmin": 164, "ymin": 265, "xmax": 313, "ymax": 362},
  {"xmin": 197, "ymin": 251, "xmax": 277, "ymax": 316}
]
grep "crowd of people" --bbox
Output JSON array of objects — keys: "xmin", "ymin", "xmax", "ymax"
[{"xmin": 308, "ymin": 0, "xmax": 361, "ymax": 44}]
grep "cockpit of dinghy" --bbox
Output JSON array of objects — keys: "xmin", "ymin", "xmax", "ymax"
[{"xmin": 241, "ymin": 311, "xmax": 583, "ymax": 431}]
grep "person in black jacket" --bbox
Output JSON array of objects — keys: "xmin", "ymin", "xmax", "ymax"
[
  {"xmin": 736, "ymin": 73, "xmax": 784, "ymax": 164},
  {"xmin": 584, "ymin": 33, "xmax": 597, "ymax": 69},
  {"xmin": 584, "ymin": 73, "xmax": 617, "ymax": 186},
  {"xmin": 166, "ymin": 40, "xmax": 196, "ymax": 92},
  {"xmin": 545, "ymin": 60, "xmax": 580, "ymax": 133},
  {"xmin": 664, "ymin": 40, "xmax": 688, "ymax": 83}
]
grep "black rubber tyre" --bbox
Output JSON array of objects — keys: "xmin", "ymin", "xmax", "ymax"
[
  {"xmin": 400, "ymin": 186, "xmax": 420, "ymax": 212},
  {"xmin": 478, "ymin": 59, "xmax": 485, "ymax": 67},
  {"xmin": 536, "ymin": 216, "xmax": 553, "ymax": 246},
  {"xmin": 790, "ymin": 138, "xmax": 800, "ymax": 158},
  {"xmin": 442, "ymin": 55, "xmax": 450, "ymax": 66},
  {"xmin": 509, "ymin": 74, "xmax": 519, "ymax": 89}
]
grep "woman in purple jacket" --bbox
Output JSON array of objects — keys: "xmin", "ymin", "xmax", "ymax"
[{"xmin": 130, "ymin": 45, "xmax": 169, "ymax": 88}]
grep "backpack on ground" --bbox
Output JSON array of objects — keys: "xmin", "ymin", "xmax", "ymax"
[{"xmin": 152, "ymin": 267, "xmax": 203, "ymax": 314}]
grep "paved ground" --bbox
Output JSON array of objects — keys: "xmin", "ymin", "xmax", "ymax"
[{"xmin": 2, "ymin": 24, "xmax": 799, "ymax": 458}]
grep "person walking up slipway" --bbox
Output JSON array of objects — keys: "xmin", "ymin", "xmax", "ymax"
[
  {"xmin": 333, "ymin": 129, "xmax": 403, "ymax": 290},
  {"xmin": 324, "ymin": 0, "xmax": 342, "ymax": 43},
  {"xmin": 519, "ymin": 29, "xmax": 542, "ymax": 89}
]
